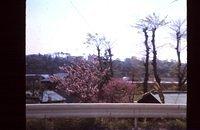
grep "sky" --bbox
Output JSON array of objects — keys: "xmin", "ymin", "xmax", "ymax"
[{"xmin": 26, "ymin": 0, "xmax": 187, "ymax": 62}]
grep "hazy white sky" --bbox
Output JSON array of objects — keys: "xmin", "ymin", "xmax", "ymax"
[{"xmin": 26, "ymin": 0, "xmax": 187, "ymax": 62}]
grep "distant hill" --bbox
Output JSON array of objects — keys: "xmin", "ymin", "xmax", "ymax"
[{"xmin": 26, "ymin": 53, "xmax": 186, "ymax": 79}]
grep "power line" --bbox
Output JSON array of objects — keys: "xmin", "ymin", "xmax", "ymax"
[
  {"xmin": 155, "ymin": 0, "xmax": 181, "ymax": 17},
  {"xmin": 68, "ymin": 0, "xmax": 94, "ymax": 32},
  {"xmin": 170, "ymin": 0, "xmax": 179, "ymax": 4}
]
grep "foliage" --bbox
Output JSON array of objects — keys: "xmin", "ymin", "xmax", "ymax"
[
  {"xmin": 166, "ymin": 118, "xmax": 186, "ymax": 130},
  {"xmin": 26, "ymin": 53, "xmax": 181, "ymax": 79},
  {"xmin": 139, "ymin": 118, "xmax": 186, "ymax": 130},
  {"xmin": 51, "ymin": 57, "xmax": 136, "ymax": 103},
  {"xmin": 51, "ymin": 58, "xmax": 110, "ymax": 103},
  {"xmin": 102, "ymin": 78, "xmax": 135, "ymax": 103},
  {"xmin": 26, "ymin": 118, "xmax": 133, "ymax": 130},
  {"xmin": 26, "ymin": 75, "xmax": 43, "ymax": 97},
  {"xmin": 26, "ymin": 118, "xmax": 186, "ymax": 130},
  {"xmin": 99, "ymin": 118, "xmax": 133, "ymax": 130},
  {"xmin": 26, "ymin": 119, "xmax": 46, "ymax": 130},
  {"xmin": 26, "ymin": 54, "xmax": 68, "ymax": 74},
  {"xmin": 26, "ymin": 118, "xmax": 98, "ymax": 130}
]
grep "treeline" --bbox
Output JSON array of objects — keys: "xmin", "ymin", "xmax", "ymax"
[{"xmin": 26, "ymin": 53, "xmax": 183, "ymax": 79}]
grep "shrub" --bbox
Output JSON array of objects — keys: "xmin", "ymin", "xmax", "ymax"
[
  {"xmin": 26, "ymin": 119, "xmax": 46, "ymax": 130},
  {"xmin": 166, "ymin": 118, "xmax": 186, "ymax": 130},
  {"xmin": 102, "ymin": 78, "xmax": 135, "ymax": 103},
  {"xmin": 51, "ymin": 58, "xmax": 110, "ymax": 103}
]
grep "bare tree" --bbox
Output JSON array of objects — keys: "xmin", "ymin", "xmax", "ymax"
[
  {"xmin": 85, "ymin": 33, "xmax": 104, "ymax": 70},
  {"xmin": 84, "ymin": 33, "xmax": 114, "ymax": 100},
  {"xmin": 135, "ymin": 22, "xmax": 150, "ymax": 93},
  {"xmin": 143, "ymin": 13, "xmax": 168, "ymax": 87},
  {"xmin": 104, "ymin": 40, "xmax": 114, "ymax": 77},
  {"xmin": 170, "ymin": 19, "xmax": 187, "ymax": 90},
  {"xmin": 85, "ymin": 33, "xmax": 114, "ymax": 77}
]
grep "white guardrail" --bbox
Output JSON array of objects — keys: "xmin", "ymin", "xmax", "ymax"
[{"xmin": 26, "ymin": 103, "xmax": 186, "ymax": 118}]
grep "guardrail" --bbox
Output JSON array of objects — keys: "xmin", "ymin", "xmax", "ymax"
[
  {"xmin": 130, "ymin": 81, "xmax": 178, "ymax": 84},
  {"xmin": 26, "ymin": 103, "xmax": 186, "ymax": 118}
]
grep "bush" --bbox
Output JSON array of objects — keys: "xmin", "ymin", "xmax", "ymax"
[
  {"xmin": 102, "ymin": 78, "xmax": 135, "ymax": 103},
  {"xmin": 138, "ymin": 118, "xmax": 186, "ymax": 130},
  {"xmin": 98, "ymin": 118, "xmax": 133, "ymax": 130},
  {"xmin": 139, "ymin": 118, "xmax": 160, "ymax": 130},
  {"xmin": 26, "ymin": 119, "xmax": 46, "ymax": 130},
  {"xmin": 26, "ymin": 118, "xmax": 134, "ymax": 130},
  {"xmin": 26, "ymin": 118, "xmax": 186, "ymax": 130},
  {"xmin": 166, "ymin": 119, "xmax": 186, "ymax": 130},
  {"xmin": 27, "ymin": 118, "xmax": 106, "ymax": 130}
]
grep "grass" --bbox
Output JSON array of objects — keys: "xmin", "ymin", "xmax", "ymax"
[{"xmin": 26, "ymin": 118, "xmax": 186, "ymax": 130}]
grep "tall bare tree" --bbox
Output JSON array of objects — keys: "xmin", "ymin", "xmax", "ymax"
[
  {"xmin": 84, "ymin": 33, "xmax": 114, "ymax": 100},
  {"xmin": 138, "ymin": 13, "xmax": 168, "ymax": 103},
  {"xmin": 85, "ymin": 33, "xmax": 104, "ymax": 71},
  {"xmin": 170, "ymin": 19, "xmax": 187, "ymax": 90},
  {"xmin": 85, "ymin": 33, "xmax": 114, "ymax": 77},
  {"xmin": 143, "ymin": 13, "xmax": 168, "ymax": 87},
  {"xmin": 135, "ymin": 22, "xmax": 150, "ymax": 93}
]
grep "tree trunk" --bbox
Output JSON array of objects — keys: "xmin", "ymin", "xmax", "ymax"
[
  {"xmin": 108, "ymin": 48, "xmax": 113, "ymax": 77},
  {"xmin": 143, "ymin": 28, "xmax": 149, "ymax": 93},
  {"xmin": 180, "ymin": 65, "xmax": 187, "ymax": 88},
  {"xmin": 97, "ymin": 46, "xmax": 102, "ymax": 71},
  {"xmin": 176, "ymin": 32, "xmax": 186, "ymax": 91},
  {"xmin": 151, "ymin": 29, "xmax": 164, "ymax": 103},
  {"xmin": 151, "ymin": 29, "xmax": 161, "ymax": 86}
]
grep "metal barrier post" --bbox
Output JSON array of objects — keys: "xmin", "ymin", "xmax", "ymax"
[{"xmin": 134, "ymin": 118, "xmax": 138, "ymax": 130}]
